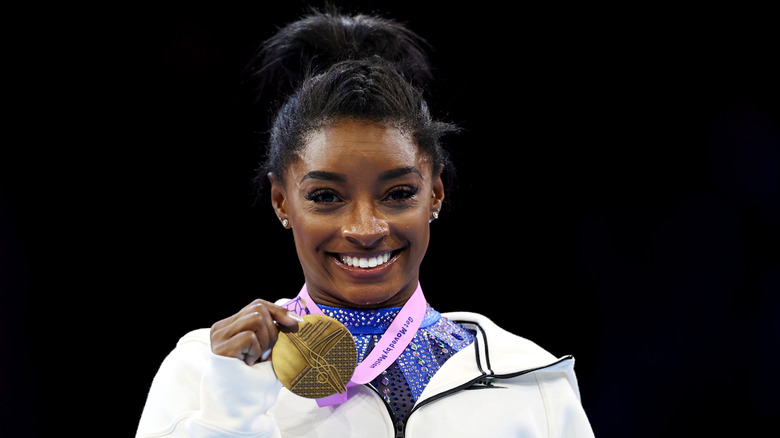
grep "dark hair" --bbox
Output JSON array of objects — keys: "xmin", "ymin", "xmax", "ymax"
[{"xmin": 245, "ymin": 6, "xmax": 459, "ymax": 194}]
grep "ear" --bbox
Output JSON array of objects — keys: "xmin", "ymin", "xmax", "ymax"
[
  {"xmin": 269, "ymin": 172, "xmax": 290, "ymax": 226},
  {"xmin": 431, "ymin": 174, "xmax": 445, "ymax": 213}
]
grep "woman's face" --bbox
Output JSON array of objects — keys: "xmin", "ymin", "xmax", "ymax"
[{"xmin": 270, "ymin": 119, "xmax": 444, "ymax": 308}]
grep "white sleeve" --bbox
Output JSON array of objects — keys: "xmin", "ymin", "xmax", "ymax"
[
  {"xmin": 534, "ymin": 360, "xmax": 596, "ymax": 438},
  {"xmin": 135, "ymin": 329, "xmax": 283, "ymax": 438}
]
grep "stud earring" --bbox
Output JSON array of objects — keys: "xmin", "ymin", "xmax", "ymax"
[
  {"xmin": 432, "ymin": 211, "xmax": 439, "ymax": 220},
  {"xmin": 281, "ymin": 218, "xmax": 289, "ymax": 228}
]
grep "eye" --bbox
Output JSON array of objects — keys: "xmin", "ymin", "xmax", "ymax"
[
  {"xmin": 305, "ymin": 188, "xmax": 342, "ymax": 203},
  {"xmin": 384, "ymin": 185, "xmax": 419, "ymax": 202}
]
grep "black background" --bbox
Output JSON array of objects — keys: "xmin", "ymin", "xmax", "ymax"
[{"xmin": 2, "ymin": 1, "xmax": 778, "ymax": 436}]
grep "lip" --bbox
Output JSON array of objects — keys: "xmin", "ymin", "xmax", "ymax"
[{"xmin": 329, "ymin": 249, "xmax": 402, "ymax": 277}]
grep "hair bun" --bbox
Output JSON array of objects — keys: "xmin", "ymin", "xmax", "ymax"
[{"xmin": 245, "ymin": 6, "xmax": 433, "ymax": 101}]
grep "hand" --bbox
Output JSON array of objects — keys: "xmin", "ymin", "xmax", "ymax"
[{"xmin": 210, "ymin": 299, "xmax": 304, "ymax": 366}]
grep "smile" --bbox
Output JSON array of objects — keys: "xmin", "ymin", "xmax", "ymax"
[{"xmin": 340, "ymin": 251, "xmax": 393, "ymax": 268}]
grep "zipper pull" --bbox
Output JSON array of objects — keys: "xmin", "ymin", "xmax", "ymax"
[{"xmin": 395, "ymin": 419, "xmax": 405, "ymax": 438}]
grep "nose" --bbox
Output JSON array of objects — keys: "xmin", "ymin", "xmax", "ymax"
[{"xmin": 341, "ymin": 202, "xmax": 390, "ymax": 248}]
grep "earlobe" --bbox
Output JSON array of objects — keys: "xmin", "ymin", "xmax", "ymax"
[
  {"xmin": 269, "ymin": 173, "xmax": 290, "ymax": 228},
  {"xmin": 430, "ymin": 175, "xmax": 444, "ymax": 221}
]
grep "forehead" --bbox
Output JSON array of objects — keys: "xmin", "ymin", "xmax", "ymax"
[{"xmin": 293, "ymin": 120, "xmax": 428, "ymax": 177}]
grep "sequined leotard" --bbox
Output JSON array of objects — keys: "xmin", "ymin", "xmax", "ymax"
[{"xmin": 283, "ymin": 297, "xmax": 475, "ymax": 423}]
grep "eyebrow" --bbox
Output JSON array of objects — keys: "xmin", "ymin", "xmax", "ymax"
[
  {"xmin": 300, "ymin": 170, "xmax": 346, "ymax": 183},
  {"xmin": 300, "ymin": 166, "xmax": 422, "ymax": 184},
  {"xmin": 378, "ymin": 166, "xmax": 422, "ymax": 181}
]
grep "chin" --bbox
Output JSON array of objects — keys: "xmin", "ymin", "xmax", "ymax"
[
  {"xmin": 343, "ymin": 288, "xmax": 398, "ymax": 308},
  {"xmin": 338, "ymin": 278, "xmax": 415, "ymax": 309}
]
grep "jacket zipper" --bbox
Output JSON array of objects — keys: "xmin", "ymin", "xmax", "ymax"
[
  {"xmin": 395, "ymin": 420, "xmax": 405, "ymax": 438},
  {"xmin": 367, "ymin": 383, "xmax": 407, "ymax": 438},
  {"xmin": 365, "ymin": 375, "xmax": 487, "ymax": 437}
]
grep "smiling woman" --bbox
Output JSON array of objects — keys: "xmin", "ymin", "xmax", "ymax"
[
  {"xmin": 272, "ymin": 120, "xmax": 440, "ymax": 309},
  {"xmin": 135, "ymin": 5, "xmax": 595, "ymax": 437}
]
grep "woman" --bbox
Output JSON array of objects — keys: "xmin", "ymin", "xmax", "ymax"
[{"xmin": 136, "ymin": 8, "xmax": 594, "ymax": 437}]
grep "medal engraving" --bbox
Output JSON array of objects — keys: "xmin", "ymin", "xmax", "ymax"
[{"xmin": 272, "ymin": 314, "xmax": 357, "ymax": 399}]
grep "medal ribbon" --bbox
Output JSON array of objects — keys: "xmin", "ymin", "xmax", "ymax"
[{"xmin": 296, "ymin": 283, "xmax": 427, "ymax": 406}]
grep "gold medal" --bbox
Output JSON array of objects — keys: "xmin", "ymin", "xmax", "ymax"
[{"xmin": 272, "ymin": 313, "xmax": 357, "ymax": 399}]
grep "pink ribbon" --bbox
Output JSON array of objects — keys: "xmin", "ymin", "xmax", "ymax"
[{"xmin": 296, "ymin": 283, "xmax": 426, "ymax": 406}]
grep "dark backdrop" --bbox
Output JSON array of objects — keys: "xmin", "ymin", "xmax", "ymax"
[{"xmin": 2, "ymin": 2, "xmax": 778, "ymax": 436}]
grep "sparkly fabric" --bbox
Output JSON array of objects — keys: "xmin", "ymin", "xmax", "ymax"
[{"xmin": 283, "ymin": 297, "xmax": 475, "ymax": 423}]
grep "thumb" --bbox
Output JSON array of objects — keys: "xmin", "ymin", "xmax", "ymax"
[{"xmin": 268, "ymin": 305, "xmax": 304, "ymax": 332}]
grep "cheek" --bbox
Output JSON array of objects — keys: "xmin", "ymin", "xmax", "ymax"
[
  {"xmin": 398, "ymin": 211, "xmax": 431, "ymax": 250},
  {"xmin": 287, "ymin": 202, "xmax": 336, "ymax": 257},
  {"xmin": 291, "ymin": 216, "xmax": 335, "ymax": 252}
]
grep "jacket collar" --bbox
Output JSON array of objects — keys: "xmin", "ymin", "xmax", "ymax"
[{"xmin": 416, "ymin": 311, "xmax": 573, "ymax": 406}]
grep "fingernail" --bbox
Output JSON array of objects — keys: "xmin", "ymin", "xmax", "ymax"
[
  {"xmin": 287, "ymin": 311, "xmax": 304, "ymax": 322},
  {"xmin": 261, "ymin": 349, "xmax": 272, "ymax": 361}
]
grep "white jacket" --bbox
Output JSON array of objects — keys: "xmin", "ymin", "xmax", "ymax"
[{"xmin": 136, "ymin": 311, "xmax": 595, "ymax": 437}]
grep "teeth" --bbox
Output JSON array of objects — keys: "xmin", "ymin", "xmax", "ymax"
[{"xmin": 341, "ymin": 252, "xmax": 393, "ymax": 268}]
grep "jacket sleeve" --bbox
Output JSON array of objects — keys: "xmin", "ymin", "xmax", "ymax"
[
  {"xmin": 534, "ymin": 360, "xmax": 596, "ymax": 438},
  {"xmin": 135, "ymin": 329, "xmax": 283, "ymax": 438}
]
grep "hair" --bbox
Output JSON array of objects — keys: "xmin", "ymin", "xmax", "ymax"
[{"xmin": 244, "ymin": 6, "xmax": 460, "ymax": 196}]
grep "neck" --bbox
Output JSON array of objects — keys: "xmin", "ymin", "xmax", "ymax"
[{"xmin": 303, "ymin": 280, "xmax": 418, "ymax": 309}]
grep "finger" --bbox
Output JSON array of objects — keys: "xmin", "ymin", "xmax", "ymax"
[
  {"xmin": 209, "ymin": 299, "xmax": 304, "ymax": 364},
  {"xmin": 250, "ymin": 305, "xmax": 277, "ymax": 356},
  {"xmin": 210, "ymin": 299, "xmax": 269, "ymax": 333},
  {"xmin": 241, "ymin": 300, "xmax": 303, "ymax": 334},
  {"xmin": 264, "ymin": 304, "xmax": 304, "ymax": 332},
  {"xmin": 218, "ymin": 299, "xmax": 303, "ymax": 333},
  {"xmin": 237, "ymin": 331, "xmax": 263, "ymax": 365},
  {"xmin": 240, "ymin": 304, "xmax": 284, "ymax": 360},
  {"xmin": 211, "ymin": 329, "xmax": 262, "ymax": 365},
  {"xmin": 211, "ymin": 308, "xmax": 275, "ymax": 360}
]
